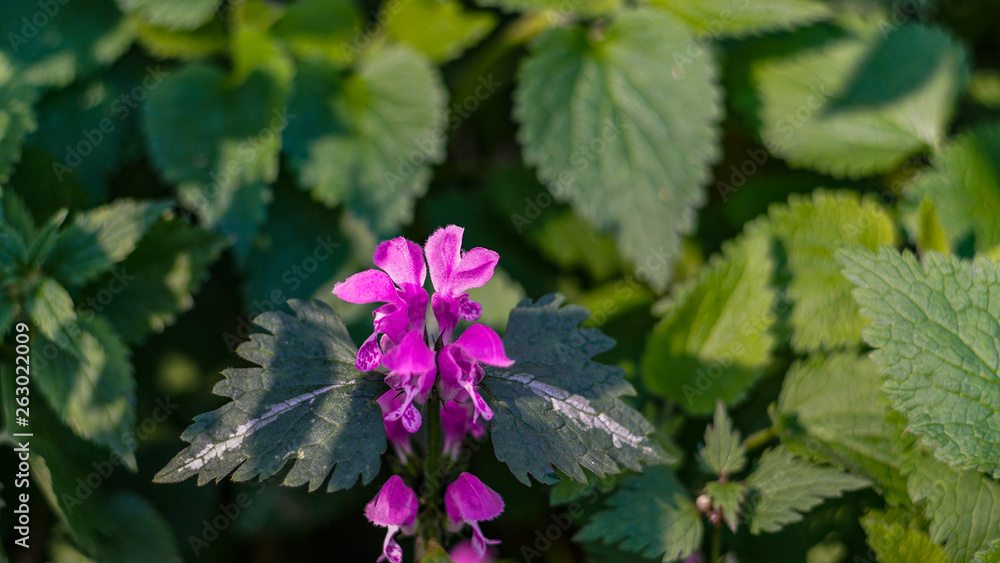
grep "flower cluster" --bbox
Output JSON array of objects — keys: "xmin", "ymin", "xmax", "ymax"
[{"xmin": 333, "ymin": 226, "xmax": 510, "ymax": 562}]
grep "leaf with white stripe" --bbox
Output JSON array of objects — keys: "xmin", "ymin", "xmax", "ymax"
[
  {"xmin": 155, "ymin": 299, "xmax": 386, "ymax": 491},
  {"xmin": 482, "ymin": 294, "xmax": 669, "ymax": 485}
]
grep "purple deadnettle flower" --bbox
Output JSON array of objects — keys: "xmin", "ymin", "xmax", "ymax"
[
  {"xmin": 381, "ymin": 329, "xmax": 437, "ymax": 433},
  {"xmin": 445, "ymin": 473, "xmax": 505, "ymax": 556},
  {"xmin": 333, "ymin": 237, "xmax": 429, "ymax": 371},
  {"xmin": 365, "ymin": 475, "xmax": 418, "ymax": 563},
  {"xmin": 425, "ymin": 226, "xmax": 499, "ymax": 343},
  {"xmin": 450, "ymin": 539, "xmax": 497, "ymax": 563},
  {"xmin": 441, "ymin": 397, "xmax": 486, "ymax": 459},
  {"xmin": 376, "ymin": 391, "xmax": 412, "ymax": 458},
  {"xmin": 438, "ymin": 324, "xmax": 513, "ymax": 423}
]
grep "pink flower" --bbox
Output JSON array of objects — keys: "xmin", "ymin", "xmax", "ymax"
[
  {"xmin": 333, "ymin": 237, "xmax": 429, "ymax": 371},
  {"xmin": 441, "ymin": 397, "xmax": 486, "ymax": 459},
  {"xmin": 438, "ymin": 324, "xmax": 513, "ymax": 423},
  {"xmin": 365, "ymin": 476, "xmax": 418, "ymax": 563},
  {"xmin": 377, "ymin": 392, "xmax": 412, "ymax": 458},
  {"xmin": 425, "ymin": 226, "xmax": 499, "ymax": 343},
  {"xmin": 450, "ymin": 540, "xmax": 497, "ymax": 563},
  {"xmin": 445, "ymin": 473, "xmax": 504, "ymax": 556},
  {"xmin": 381, "ymin": 330, "xmax": 437, "ymax": 433}
]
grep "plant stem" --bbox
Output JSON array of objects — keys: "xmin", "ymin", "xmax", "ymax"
[
  {"xmin": 743, "ymin": 427, "xmax": 776, "ymax": 453},
  {"xmin": 710, "ymin": 521, "xmax": 722, "ymax": 563},
  {"xmin": 424, "ymin": 393, "xmax": 443, "ymax": 499}
]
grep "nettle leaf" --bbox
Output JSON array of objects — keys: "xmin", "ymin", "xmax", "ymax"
[
  {"xmin": 908, "ymin": 122, "xmax": 1000, "ymax": 252},
  {"xmin": 26, "ymin": 277, "xmax": 83, "ymax": 357},
  {"xmin": 0, "ymin": 0, "xmax": 131, "ymax": 87},
  {"xmin": 33, "ymin": 315, "xmax": 137, "ymax": 469},
  {"xmin": 0, "ymin": 55, "xmax": 39, "ymax": 183},
  {"xmin": 576, "ymin": 466, "xmax": 702, "ymax": 562},
  {"xmin": 751, "ymin": 22, "xmax": 966, "ymax": 177},
  {"xmin": 144, "ymin": 63, "xmax": 285, "ymax": 264},
  {"xmin": 116, "ymin": 0, "xmax": 221, "ymax": 30},
  {"xmin": 515, "ymin": 8, "xmax": 721, "ymax": 292},
  {"xmin": 975, "ymin": 540, "xmax": 1000, "ymax": 563},
  {"xmin": 903, "ymin": 450, "xmax": 1000, "ymax": 563},
  {"xmin": 270, "ymin": 0, "xmax": 361, "ymax": 67},
  {"xmin": 744, "ymin": 446, "xmax": 869, "ymax": 535},
  {"xmin": 482, "ymin": 294, "xmax": 668, "ymax": 485},
  {"xmin": 476, "ymin": 0, "xmax": 620, "ymax": 16},
  {"xmin": 155, "ymin": 299, "xmax": 386, "ymax": 491},
  {"xmin": 861, "ymin": 508, "xmax": 946, "ymax": 563},
  {"xmin": 85, "ymin": 218, "xmax": 226, "ymax": 345},
  {"xmin": 768, "ymin": 190, "xmax": 897, "ymax": 352},
  {"xmin": 642, "ymin": 225, "xmax": 775, "ymax": 413},
  {"xmin": 45, "ymin": 199, "xmax": 173, "ymax": 287},
  {"xmin": 697, "ymin": 401, "xmax": 746, "ymax": 477},
  {"xmin": 386, "ymin": 0, "xmax": 497, "ymax": 63},
  {"xmin": 649, "ymin": 0, "xmax": 830, "ymax": 37},
  {"xmin": 705, "ymin": 480, "xmax": 745, "ymax": 532},
  {"xmin": 131, "ymin": 17, "xmax": 228, "ymax": 60},
  {"xmin": 283, "ymin": 46, "xmax": 447, "ymax": 235},
  {"xmin": 840, "ymin": 246, "xmax": 1000, "ymax": 477},
  {"xmin": 775, "ymin": 352, "xmax": 912, "ymax": 504}
]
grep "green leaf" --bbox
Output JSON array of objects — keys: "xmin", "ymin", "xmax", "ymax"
[
  {"xmin": 270, "ymin": 0, "xmax": 361, "ymax": 67},
  {"xmin": 705, "ymin": 480, "xmax": 745, "ymax": 532},
  {"xmin": 385, "ymin": 0, "xmax": 497, "ymax": 63},
  {"xmin": 482, "ymin": 294, "xmax": 668, "ymax": 485},
  {"xmin": 903, "ymin": 450, "xmax": 1000, "ymax": 563},
  {"xmin": 116, "ymin": 0, "xmax": 221, "ymax": 30},
  {"xmin": 84, "ymin": 218, "xmax": 226, "ymax": 345},
  {"xmin": 154, "ymin": 299, "xmax": 386, "ymax": 491},
  {"xmin": 860, "ymin": 508, "xmax": 946, "ymax": 563},
  {"xmin": 26, "ymin": 277, "xmax": 82, "ymax": 357},
  {"xmin": 130, "ymin": 17, "xmax": 228, "ymax": 60},
  {"xmin": 912, "ymin": 198, "xmax": 951, "ymax": 255},
  {"xmin": 0, "ymin": 0, "xmax": 131, "ymax": 87},
  {"xmin": 768, "ymin": 190, "xmax": 897, "ymax": 352},
  {"xmin": 774, "ymin": 352, "xmax": 912, "ymax": 504},
  {"xmin": 975, "ymin": 540, "xmax": 1000, "ymax": 563},
  {"xmin": 0, "ymin": 54, "xmax": 39, "ymax": 183},
  {"xmin": 908, "ymin": 122, "xmax": 1000, "ymax": 252},
  {"xmin": 576, "ymin": 466, "xmax": 702, "ymax": 562},
  {"xmin": 283, "ymin": 46, "xmax": 447, "ymax": 234},
  {"xmin": 839, "ymin": 246, "xmax": 1000, "ymax": 478},
  {"xmin": 0, "ymin": 293, "xmax": 14, "ymax": 340},
  {"xmin": 144, "ymin": 63, "xmax": 284, "ymax": 264},
  {"xmin": 25, "ymin": 208, "xmax": 67, "ymax": 268},
  {"xmin": 642, "ymin": 225, "xmax": 775, "ymax": 413},
  {"xmin": 698, "ymin": 401, "xmax": 746, "ymax": 477},
  {"xmin": 650, "ymin": 0, "xmax": 830, "ymax": 37},
  {"xmin": 33, "ymin": 315, "xmax": 137, "ymax": 469},
  {"xmin": 515, "ymin": 8, "xmax": 721, "ymax": 292},
  {"xmin": 744, "ymin": 446, "xmax": 869, "ymax": 535},
  {"xmin": 477, "ymin": 0, "xmax": 620, "ymax": 16},
  {"xmin": 45, "ymin": 199, "xmax": 173, "ymax": 287},
  {"xmin": 751, "ymin": 22, "xmax": 966, "ymax": 177}
]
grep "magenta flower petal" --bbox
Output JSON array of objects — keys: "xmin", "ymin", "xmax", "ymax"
[
  {"xmin": 450, "ymin": 540, "xmax": 497, "ymax": 563},
  {"xmin": 453, "ymin": 324, "xmax": 513, "ymax": 367},
  {"xmin": 382, "ymin": 330, "xmax": 435, "ymax": 375},
  {"xmin": 441, "ymin": 399, "xmax": 484, "ymax": 458},
  {"xmin": 377, "ymin": 392, "xmax": 412, "ymax": 456},
  {"xmin": 356, "ymin": 334, "xmax": 384, "ymax": 371},
  {"xmin": 448, "ymin": 246, "xmax": 499, "ymax": 293},
  {"xmin": 382, "ymin": 330, "xmax": 437, "ymax": 433},
  {"xmin": 333, "ymin": 269, "xmax": 398, "ymax": 304},
  {"xmin": 365, "ymin": 476, "xmax": 418, "ymax": 563},
  {"xmin": 425, "ymin": 226, "xmax": 499, "ymax": 295},
  {"xmin": 445, "ymin": 473, "xmax": 504, "ymax": 557},
  {"xmin": 374, "ymin": 237, "xmax": 427, "ymax": 288}
]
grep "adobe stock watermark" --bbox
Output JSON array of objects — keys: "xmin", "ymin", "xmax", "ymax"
[
  {"xmin": 188, "ymin": 479, "xmax": 268, "ymax": 556},
  {"xmin": 6, "ymin": 0, "xmax": 70, "ymax": 54},
  {"xmin": 52, "ymin": 65, "xmax": 170, "ymax": 182}
]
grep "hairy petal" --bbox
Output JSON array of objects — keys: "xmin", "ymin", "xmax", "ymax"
[
  {"xmin": 333, "ymin": 269, "xmax": 398, "ymax": 304},
  {"xmin": 374, "ymin": 237, "xmax": 427, "ymax": 287},
  {"xmin": 455, "ymin": 324, "xmax": 513, "ymax": 367}
]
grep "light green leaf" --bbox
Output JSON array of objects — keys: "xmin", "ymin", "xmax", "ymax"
[
  {"xmin": 529, "ymin": 210, "xmax": 624, "ymax": 282},
  {"xmin": 0, "ymin": 54, "xmax": 39, "ymax": 183},
  {"xmin": 483, "ymin": 294, "xmax": 668, "ymax": 486},
  {"xmin": 144, "ymin": 63, "xmax": 284, "ymax": 264},
  {"xmin": 744, "ymin": 446, "xmax": 869, "ymax": 535},
  {"xmin": 33, "ymin": 316, "xmax": 136, "ymax": 469},
  {"xmin": 706, "ymin": 480, "xmax": 745, "ymax": 532},
  {"xmin": 386, "ymin": 0, "xmax": 496, "ymax": 63},
  {"xmin": 85, "ymin": 218, "xmax": 226, "ymax": 345},
  {"xmin": 698, "ymin": 401, "xmax": 746, "ymax": 477},
  {"xmin": 642, "ymin": 226, "xmax": 775, "ymax": 413},
  {"xmin": 839, "ymin": 246, "xmax": 1000, "ymax": 477},
  {"xmin": 283, "ymin": 45, "xmax": 447, "ymax": 234},
  {"xmin": 861, "ymin": 508, "xmax": 946, "ymax": 563},
  {"xmin": 155, "ymin": 300, "xmax": 387, "ymax": 492},
  {"xmin": 576, "ymin": 466, "xmax": 702, "ymax": 562},
  {"xmin": 912, "ymin": 198, "xmax": 951, "ymax": 255},
  {"xmin": 270, "ymin": 0, "xmax": 361, "ymax": 67},
  {"xmin": 908, "ymin": 122, "xmax": 1000, "ymax": 252},
  {"xmin": 903, "ymin": 450, "xmax": 1000, "ymax": 563},
  {"xmin": 752, "ymin": 22, "xmax": 966, "ymax": 177},
  {"xmin": 26, "ymin": 277, "xmax": 82, "ymax": 357},
  {"xmin": 975, "ymin": 540, "xmax": 1000, "ymax": 563},
  {"xmin": 116, "ymin": 0, "xmax": 221, "ymax": 30},
  {"xmin": 515, "ymin": 8, "xmax": 721, "ymax": 292},
  {"xmin": 45, "ymin": 199, "xmax": 173, "ymax": 287},
  {"xmin": 774, "ymin": 352, "xmax": 912, "ymax": 504},
  {"xmin": 649, "ymin": 0, "xmax": 830, "ymax": 37},
  {"xmin": 476, "ymin": 0, "xmax": 620, "ymax": 16},
  {"xmin": 768, "ymin": 190, "xmax": 897, "ymax": 352},
  {"xmin": 130, "ymin": 17, "xmax": 228, "ymax": 60}
]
